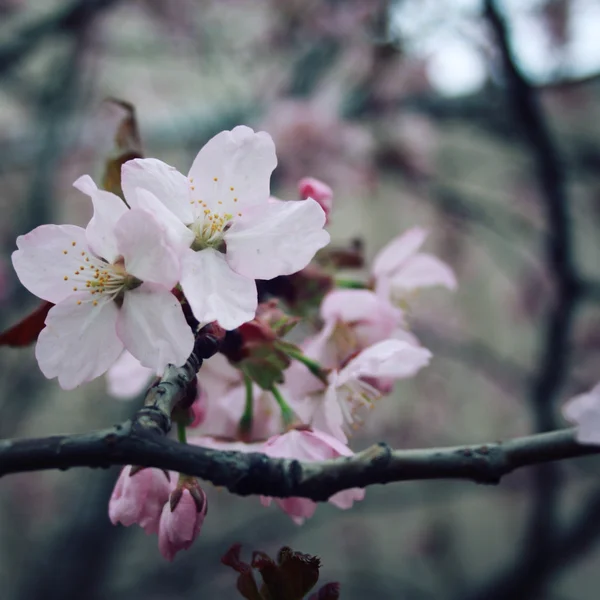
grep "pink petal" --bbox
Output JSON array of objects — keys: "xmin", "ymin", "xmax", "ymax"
[
  {"xmin": 339, "ymin": 339, "xmax": 432, "ymax": 384},
  {"xmin": 562, "ymin": 382, "xmax": 600, "ymax": 445},
  {"xmin": 106, "ymin": 351, "xmax": 153, "ymax": 400},
  {"xmin": 180, "ymin": 248, "xmax": 257, "ymax": 330},
  {"xmin": 114, "ymin": 208, "xmax": 180, "ymax": 289},
  {"xmin": 187, "ymin": 126, "xmax": 277, "ymax": 212},
  {"xmin": 117, "ymin": 284, "xmax": 193, "ymax": 373},
  {"xmin": 225, "ymin": 198, "xmax": 330, "ymax": 280},
  {"xmin": 121, "ymin": 158, "xmax": 193, "ymax": 224},
  {"xmin": 73, "ymin": 175, "xmax": 129, "ymax": 263},
  {"xmin": 372, "ymin": 227, "xmax": 427, "ymax": 278},
  {"xmin": 328, "ymin": 488, "xmax": 365, "ymax": 509},
  {"xmin": 389, "ymin": 252, "xmax": 457, "ymax": 292},
  {"xmin": 310, "ymin": 383, "xmax": 348, "ymax": 443},
  {"xmin": 12, "ymin": 224, "xmax": 88, "ymax": 303},
  {"xmin": 130, "ymin": 188, "xmax": 195, "ymax": 251},
  {"xmin": 36, "ymin": 294, "xmax": 123, "ymax": 389}
]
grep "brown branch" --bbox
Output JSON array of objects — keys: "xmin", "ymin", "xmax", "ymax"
[{"xmin": 0, "ymin": 412, "xmax": 597, "ymax": 499}]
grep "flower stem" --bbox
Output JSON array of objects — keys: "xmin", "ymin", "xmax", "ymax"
[
  {"xmin": 270, "ymin": 385, "xmax": 295, "ymax": 428},
  {"xmin": 335, "ymin": 278, "xmax": 368, "ymax": 289},
  {"xmin": 285, "ymin": 347, "xmax": 329, "ymax": 385},
  {"xmin": 176, "ymin": 420, "xmax": 187, "ymax": 444},
  {"xmin": 239, "ymin": 373, "xmax": 254, "ymax": 434}
]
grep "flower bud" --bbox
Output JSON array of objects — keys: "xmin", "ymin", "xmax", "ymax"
[
  {"xmin": 298, "ymin": 177, "xmax": 333, "ymax": 224},
  {"xmin": 158, "ymin": 478, "xmax": 207, "ymax": 561},
  {"xmin": 108, "ymin": 465, "xmax": 171, "ymax": 534}
]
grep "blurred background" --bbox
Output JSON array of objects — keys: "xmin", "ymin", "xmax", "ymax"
[{"xmin": 1, "ymin": 0, "xmax": 600, "ymax": 598}]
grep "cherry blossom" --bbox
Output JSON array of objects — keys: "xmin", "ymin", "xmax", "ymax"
[
  {"xmin": 109, "ymin": 466, "xmax": 172, "ymax": 534},
  {"xmin": 298, "ymin": 177, "xmax": 333, "ymax": 223},
  {"xmin": 121, "ymin": 126, "xmax": 330, "ymax": 330},
  {"xmin": 260, "ymin": 428, "xmax": 365, "ymax": 524},
  {"xmin": 562, "ymin": 382, "xmax": 600, "ymax": 445},
  {"xmin": 158, "ymin": 485, "xmax": 208, "ymax": 561},
  {"xmin": 12, "ymin": 175, "xmax": 193, "ymax": 389},
  {"xmin": 293, "ymin": 339, "xmax": 432, "ymax": 443},
  {"xmin": 372, "ymin": 227, "xmax": 457, "ymax": 303}
]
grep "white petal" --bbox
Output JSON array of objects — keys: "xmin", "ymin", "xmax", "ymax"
[
  {"xmin": 225, "ymin": 198, "xmax": 330, "ymax": 280},
  {"xmin": 106, "ymin": 351, "xmax": 153, "ymax": 400},
  {"xmin": 114, "ymin": 208, "xmax": 180, "ymax": 289},
  {"xmin": 116, "ymin": 284, "xmax": 194, "ymax": 373},
  {"xmin": 562, "ymin": 382, "xmax": 600, "ymax": 445},
  {"xmin": 390, "ymin": 252, "xmax": 457, "ymax": 292},
  {"xmin": 187, "ymin": 126, "xmax": 276, "ymax": 212},
  {"xmin": 372, "ymin": 227, "xmax": 427, "ymax": 278},
  {"xmin": 74, "ymin": 175, "xmax": 129, "ymax": 263},
  {"xmin": 36, "ymin": 295, "xmax": 123, "ymax": 389},
  {"xmin": 310, "ymin": 384, "xmax": 348, "ymax": 443},
  {"xmin": 338, "ymin": 339, "xmax": 432, "ymax": 384},
  {"xmin": 121, "ymin": 158, "xmax": 194, "ymax": 223},
  {"xmin": 130, "ymin": 189, "xmax": 195, "ymax": 251},
  {"xmin": 180, "ymin": 248, "xmax": 257, "ymax": 330},
  {"xmin": 12, "ymin": 224, "xmax": 89, "ymax": 303}
]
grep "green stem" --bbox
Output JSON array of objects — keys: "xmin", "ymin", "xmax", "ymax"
[
  {"xmin": 271, "ymin": 384, "xmax": 295, "ymax": 428},
  {"xmin": 176, "ymin": 420, "xmax": 187, "ymax": 444},
  {"xmin": 335, "ymin": 278, "xmax": 368, "ymax": 289},
  {"xmin": 239, "ymin": 373, "xmax": 254, "ymax": 434},
  {"xmin": 285, "ymin": 347, "xmax": 328, "ymax": 384}
]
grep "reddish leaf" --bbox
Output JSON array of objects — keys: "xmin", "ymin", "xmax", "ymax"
[
  {"xmin": 0, "ymin": 301, "xmax": 52, "ymax": 347},
  {"xmin": 222, "ymin": 544, "xmax": 263, "ymax": 600}
]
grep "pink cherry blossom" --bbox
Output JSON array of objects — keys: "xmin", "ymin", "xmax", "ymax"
[
  {"xmin": 562, "ymin": 382, "xmax": 600, "ymax": 445},
  {"xmin": 293, "ymin": 339, "xmax": 432, "ymax": 442},
  {"xmin": 121, "ymin": 126, "xmax": 330, "ymax": 330},
  {"xmin": 158, "ymin": 487, "xmax": 207, "ymax": 561},
  {"xmin": 298, "ymin": 177, "xmax": 333, "ymax": 223},
  {"xmin": 109, "ymin": 465, "xmax": 172, "ymax": 534},
  {"xmin": 372, "ymin": 227, "xmax": 457, "ymax": 302},
  {"xmin": 261, "ymin": 428, "xmax": 365, "ymax": 524},
  {"xmin": 12, "ymin": 176, "xmax": 193, "ymax": 389},
  {"xmin": 308, "ymin": 289, "xmax": 418, "ymax": 369},
  {"xmin": 106, "ymin": 350, "xmax": 154, "ymax": 399}
]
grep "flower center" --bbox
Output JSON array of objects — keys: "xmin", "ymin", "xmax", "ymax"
[
  {"xmin": 189, "ymin": 209, "xmax": 233, "ymax": 252},
  {"xmin": 62, "ymin": 242, "xmax": 141, "ymax": 307}
]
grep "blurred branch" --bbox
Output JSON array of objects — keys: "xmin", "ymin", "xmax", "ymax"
[
  {"xmin": 0, "ymin": 419, "xmax": 597, "ymax": 498},
  {"xmin": 0, "ymin": 0, "xmax": 120, "ymax": 77}
]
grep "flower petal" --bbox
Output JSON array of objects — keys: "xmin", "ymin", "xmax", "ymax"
[
  {"xmin": 180, "ymin": 248, "xmax": 257, "ymax": 330},
  {"xmin": 389, "ymin": 252, "xmax": 457, "ymax": 292},
  {"xmin": 372, "ymin": 227, "xmax": 427, "ymax": 278},
  {"xmin": 130, "ymin": 188, "xmax": 195, "ymax": 251},
  {"xmin": 339, "ymin": 339, "xmax": 432, "ymax": 384},
  {"xmin": 187, "ymin": 126, "xmax": 277, "ymax": 212},
  {"xmin": 114, "ymin": 208, "xmax": 180, "ymax": 289},
  {"xmin": 73, "ymin": 175, "xmax": 129, "ymax": 263},
  {"xmin": 116, "ymin": 283, "xmax": 194, "ymax": 373},
  {"xmin": 106, "ymin": 351, "xmax": 153, "ymax": 399},
  {"xmin": 35, "ymin": 294, "xmax": 123, "ymax": 389},
  {"xmin": 121, "ymin": 157, "xmax": 194, "ymax": 223},
  {"xmin": 225, "ymin": 198, "xmax": 330, "ymax": 280},
  {"xmin": 12, "ymin": 224, "xmax": 88, "ymax": 303},
  {"xmin": 562, "ymin": 382, "xmax": 600, "ymax": 445}
]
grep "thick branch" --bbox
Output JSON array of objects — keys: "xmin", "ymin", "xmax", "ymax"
[{"xmin": 0, "ymin": 423, "xmax": 597, "ymax": 500}]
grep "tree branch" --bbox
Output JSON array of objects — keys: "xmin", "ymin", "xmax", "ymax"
[{"xmin": 0, "ymin": 414, "xmax": 597, "ymax": 500}]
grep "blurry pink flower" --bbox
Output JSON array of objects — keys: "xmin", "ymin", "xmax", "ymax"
[
  {"xmin": 298, "ymin": 177, "xmax": 333, "ymax": 224},
  {"xmin": 562, "ymin": 382, "xmax": 600, "ymax": 445},
  {"xmin": 158, "ymin": 485, "xmax": 207, "ymax": 561},
  {"xmin": 261, "ymin": 428, "xmax": 364, "ymax": 524},
  {"xmin": 311, "ymin": 289, "xmax": 418, "ymax": 367},
  {"xmin": 109, "ymin": 465, "xmax": 172, "ymax": 534},
  {"xmin": 295, "ymin": 339, "xmax": 432, "ymax": 442},
  {"xmin": 372, "ymin": 227, "xmax": 457, "ymax": 302},
  {"xmin": 106, "ymin": 350, "xmax": 154, "ymax": 399},
  {"xmin": 12, "ymin": 176, "xmax": 193, "ymax": 389},
  {"xmin": 122, "ymin": 126, "xmax": 330, "ymax": 330}
]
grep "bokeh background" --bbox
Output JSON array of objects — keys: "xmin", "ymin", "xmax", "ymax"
[{"xmin": 1, "ymin": 1, "xmax": 600, "ymax": 598}]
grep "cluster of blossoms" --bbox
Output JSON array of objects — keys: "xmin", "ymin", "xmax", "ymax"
[{"xmin": 12, "ymin": 126, "xmax": 457, "ymax": 561}]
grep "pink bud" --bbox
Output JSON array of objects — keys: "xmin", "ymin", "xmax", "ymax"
[
  {"xmin": 158, "ymin": 485, "xmax": 207, "ymax": 561},
  {"xmin": 108, "ymin": 465, "xmax": 171, "ymax": 534},
  {"xmin": 298, "ymin": 177, "xmax": 333, "ymax": 224}
]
